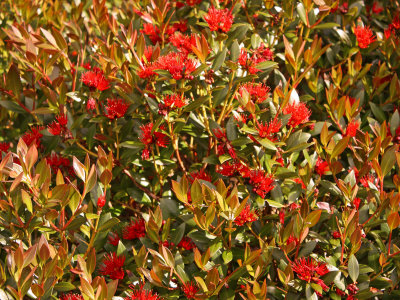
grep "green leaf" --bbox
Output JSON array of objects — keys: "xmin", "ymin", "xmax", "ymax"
[
  {"xmin": 313, "ymin": 23, "xmax": 339, "ymax": 29},
  {"xmin": 381, "ymin": 146, "xmax": 397, "ymax": 177},
  {"xmin": 370, "ymin": 102, "xmax": 386, "ymax": 123},
  {"xmin": 266, "ymin": 199, "xmax": 285, "ymax": 208},
  {"xmin": 6, "ymin": 64, "xmax": 23, "ymax": 99},
  {"xmin": 331, "ymin": 136, "xmax": 350, "ymax": 159},
  {"xmin": 296, "ymin": 3, "xmax": 307, "ymax": 25},
  {"xmin": 231, "ymin": 40, "xmax": 240, "ymax": 61},
  {"xmin": 255, "ymin": 61, "xmax": 278, "ymax": 72},
  {"xmin": 54, "ymin": 282, "xmax": 76, "ymax": 292},
  {"xmin": 212, "ymin": 48, "xmax": 227, "ymax": 71},
  {"xmin": 348, "ymin": 254, "xmax": 359, "ymax": 283}
]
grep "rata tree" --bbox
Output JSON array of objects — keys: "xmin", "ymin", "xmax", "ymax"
[{"xmin": 0, "ymin": 0, "xmax": 399, "ymax": 299}]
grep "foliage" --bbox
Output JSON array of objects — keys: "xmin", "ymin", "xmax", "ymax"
[{"xmin": 0, "ymin": 0, "xmax": 400, "ymax": 299}]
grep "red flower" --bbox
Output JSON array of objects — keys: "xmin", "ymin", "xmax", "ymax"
[
  {"xmin": 0, "ymin": 142, "xmax": 10, "ymax": 153},
  {"xmin": 294, "ymin": 178, "xmax": 306, "ymax": 189},
  {"xmin": 186, "ymin": 0, "xmax": 201, "ymax": 6},
  {"xmin": 248, "ymin": 170, "xmax": 274, "ymax": 198},
  {"xmin": 354, "ymin": 26, "xmax": 375, "ymax": 49},
  {"xmin": 99, "ymin": 252, "xmax": 125, "ymax": 280},
  {"xmin": 86, "ymin": 98, "xmax": 96, "ymax": 112},
  {"xmin": 291, "ymin": 257, "xmax": 329, "ymax": 291},
  {"xmin": 59, "ymin": 293, "xmax": 83, "ymax": 300},
  {"xmin": 169, "ymin": 32, "xmax": 197, "ymax": 56},
  {"xmin": 238, "ymin": 45, "xmax": 274, "ymax": 74},
  {"xmin": 155, "ymin": 52, "xmax": 197, "ymax": 80},
  {"xmin": 104, "ymin": 98, "xmax": 129, "ymax": 119},
  {"xmin": 213, "ymin": 128, "xmax": 236, "ymax": 158},
  {"xmin": 189, "ymin": 169, "xmax": 212, "ymax": 183},
  {"xmin": 178, "ymin": 237, "xmax": 196, "ymax": 250},
  {"xmin": 353, "ymin": 197, "xmax": 361, "ymax": 210},
  {"xmin": 336, "ymin": 287, "xmax": 346, "ymax": 296},
  {"xmin": 139, "ymin": 123, "xmax": 169, "ymax": 159},
  {"xmin": 108, "ymin": 232, "xmax": 120, "ymax": 246},
  {"xmin": 48, "ymin": 114, "xmax": 68, "ymax": 136},
  {"xmin": 97, "ymin": 193, "xmax": 106, "ymax": 208},
  {"xmin": 159, "ymin": 94, "xmax": 187, "ymax": 115},
  {"xmin": 286, "ymin": 235, "xmax": 299, "ymax": 245},
  {"xmin": 372, "ymin": 2, "xmax": 383, "ymax": 14},
  {"xmin": 234, "ymin": 204, "xmax": 258, "ymax": 226},
  {"xmin": 279, "ymin": 210, "xmax": 285, "ymax": 224},
  {"xmin": 46, "ymin": 153, "xmax": 74, "ymax": 179},
  {"xmin": 346, "ymin": 120, "xmax": 359, "ymax": 137},
  {"xmin": 256, "ymin": 119, "xmax": 281, "ymax": 141},
  {"xmin": 141, "ymin": 24, "xmax": 161, "ymax": 44},
  {"xmin": 332, "ymin": 231, "xmax": 341, "ymax": 239},
  {"xmin": 315, "ymin": 158, "xmax": 329, "ymax": 176},
  {"xmin": 204, "ymin": 7, "xmax": 233, "ymax": 33},
  {"xmin": 123, "ymin": 219, "xmax": 146, "ymax": 240},
  {"xmin": 22, "ymin": 126, "xmax": 44, "ymax": 147},
  {"xmin": 238, "ymin": 82, "xmax": 271, "ymax": 103},
  {"xmin": 124, "ymin": 283, "xmax": 161, "ymax": 300},
  {"xmin": 81, "ymin": 67, "xmax": 110, "ymax": 91},
  {"xmin": 283, "ymin": 102, "xmax": 311, "ymax": 127},
  {"xmin": 182, "ymin": 281, "xmax": 199, "ymax": 299}
]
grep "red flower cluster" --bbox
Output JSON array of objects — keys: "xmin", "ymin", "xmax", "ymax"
[
  {"xmin": 123, "ymin": 219, "xmax": 146, "ymax": 240},
  {"xmin": 141, "ymin": 21, "xmax": 187, "ymax": 44},
  {"xmin": 0, "ymin": 142, "xmax": 10, "ymax": 153},
  {"xmin": 332, "ymin": 231, "xmax": 341, "ymax": 239},
  {"xmin": 189, "ymin": 169, "xmax": 212, "ymax": 183},
  {"xmin": 255, "ymin": 119, "xmax": 281, "ymax": 141},
  {"xmin": 46, "ymin": 153, "xmax": 74, "ymax": 179},
  {"xmin": 104, "ymin": 98, "xmax": 129, "ymax": 119},
  {"xmin": 354, "ymin": 26, "xmax": 375, "ymax": 49},
  {"xmin": 22, "ymin": 126, "xmax": 44, "ymax": 148},
  {"xmin": 99, "ymin": 252, "xmax": 125, "ymax": 280},
  {"xmin": 48, "ymin": 114, "xmax": 68, "ymax": 136},
  {"xmin": 204, "ymin": 7, "xmax": 233, "ymax": 33},
  {"xmin": 286, "ymin": 235, "xmax": 299, "ymax": 246},
  {"xmin": 353, "ymin": 197, "xmax": 361, "ymax": 210},
  {"xmin": 138, "ymin": 52, "xmax": 197, "ymax": 81},
  {"xmin": 239, "ymin": 45, "xmax": 274, "ymax": 74},
  {"xmin": 158, "ymin": 94, "xmax": 187, "ymax": 115},
  {"xmin": 124, "ymin": 283, "xmax": 161, "ymax": 300},
  {"xmin": 234, "ymin": 204, "xmax": 258, "ymax": 226},
  {"xmin": 385, "ymin": 16, "xmax": 400, "ymax": 40},
  {"xmin": 315, "ymin": 158, "xmax": 329, "ymax": 176},
  {"xmin": 291, "ymin": 257, "xmax": 329, "ymax": 292},
  {"xmin": 294, "ymin": 178, "xmax": 306, "ymax": 189},
  {"xmin": 181, "ymin": 281, "xmax": 199, "ymax": 299},
  {"xmin": 169, "ymin": 32, "xmax": 198, "ymax": 56},
  {"xmin": 238, "ymin": 82, "xmax": 271, "ymax": 103},
  {"xmin": 139, "ymin": 123, "xmax": 169, "ymax": 160},
  {"xmin": 213, "ymin": 128, "xmax": 236, "ymax": 158},
  {"xmin": 249, "ymin": 170, "xmax": 275, "ymax": 199},
  {"xmin": 59, "ymin": 293, "xmax": 83, "ymax": 300},
  {"xmin": 346, "ymin": 120, "xmax": 359, "ymax": 137},
  {"xmin": 283, "ymin": 101, "xmax": 311, "ymax": 127},
  {"xmin": 216, "ymin": 161, "xmax": 250, "ymax": 177},
  {"xmin": 81, "ymin": 67, "xmax": 110, "ymax": 91},
  {"xmin": 108, "ymin": 232, "xmax": 120, "ymax": 246},
  {"xmin": 178, "ymin": 237, "xmax": 196, "ymax": 250}
]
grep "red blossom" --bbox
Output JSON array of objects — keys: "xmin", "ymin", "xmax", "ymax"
[
  {"xmin": 185, "ymin": 0, "xmax": 201, "ymax": 6},
  {"xmin": 283, "ymin": 102, "xmax": 311, "ymax": 127},
  {"xmin": 189, "ymin": 169, "xmax": 212, "ymax": 183},
  {"xmin": 286, "ymin": 235, "xmax": 299, "ymax": 245},
  {"xmin": 279, "ymin": 210, "xmax": 285, "ymax": 224},
  {"xmin": 86, "ymin": 98, "xmax": 96, "ymax": 113},
  {"xmin": 59, "ymin": 293, "xmax": 83, "ymax": 300},
  {"xmin": 234, "ymin": 204, "xmax": 258, "ymax": 226},
  {"xmin": 182, "ymin": 281, "xmax": 199, "ymax": 299},
  {"xmin": 315, "ymin": 158, "xmax": 329, "ymax": 176},
  {"xmin": 81, "ymin": 67, "xmax": 110, "ymax": 91},
  {"xmin": 178, "ymin": 237, "xmax": 196, "ymax": 250},
  {"xmin": 238, "ymin": 45, "xmax": 274, "ymax": 74},
  {"xmin": 122, "ymin": 219, "xmax": 146, "ymax": 240},
  {"xmin": 294, "ymin": 178, "xmax": 306, "ymax": 189},
  {"xmin": 104, "ymin": 98, "xmax": 129, "ymax": 119},
  {"xmin": 139, "ymin": 123, "xmax": 169, "ymax": 159},
  {"xmin": 141, "ymin": 24, "xmax": 161, "ymax": 44},
  {"xmin": 255, "ymin": 119, "xmax": 281, "ymax": 141},
  {"xmin": 99, "ymin": 252, "xmax": 125, "ymax": 280},
  {"xmin": 291, "ymin": 257, "xmax": 329, "ymax": 291},
  {"xmin": 169, "ymin": 32, "xmax": 197, "ymax": 56},
  {"xmin": 332, "ymin": 231, "xmax": 341, "ymax": 239},
  {"xmin": 354, "ymin": 26, "xmax": 375, "ymax": 49},
  {"xmin": 97, "ymin": 193, "xmax": 106, "ymax": 208},
  {"xmin": 238, "ymin": 82, "xmax": 271, "ymax": 103},
  {"xmin": 372, "ymin": 2, "xmax": 383, "ymax": 14},
  {"xmin": 22, "ymin": 126, "xmax": 44, "ymax": 147},
  {"xmin": 213, "ymin": 128, "xmax": 236, "ymax": 158},
  {"xmin": 248, "ymin": 170, "xmax": 274, "ymax": 198},
  {"xmin": 159, "ymin": 94, "xmax": 187, "ymax": 115},
  {"xmin": 346, "ymin": 120, "xmax": 359, "ymax": 137},
  {"xmin": 124, "ymin": 283, "xmax": 161, "ymax": 300},
  {"xmin": 108, "ymin": 232, "xmax": 120, "ymax": 246},
  {"xmin": 204, "ymin": 7, "xmax": 233, "ymax": 33},
  {"xmin": 353, "ymin": 197, "xmax": 361, "ymax": 210},
  {"xmin": 0, "ymin": 142, "xmax": 10, "ymax": 153}
]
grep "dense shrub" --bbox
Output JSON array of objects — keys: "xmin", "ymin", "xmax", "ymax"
[{"xmin": 0, "ymin": 0, "xmax": 399, "ymax": 299}]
